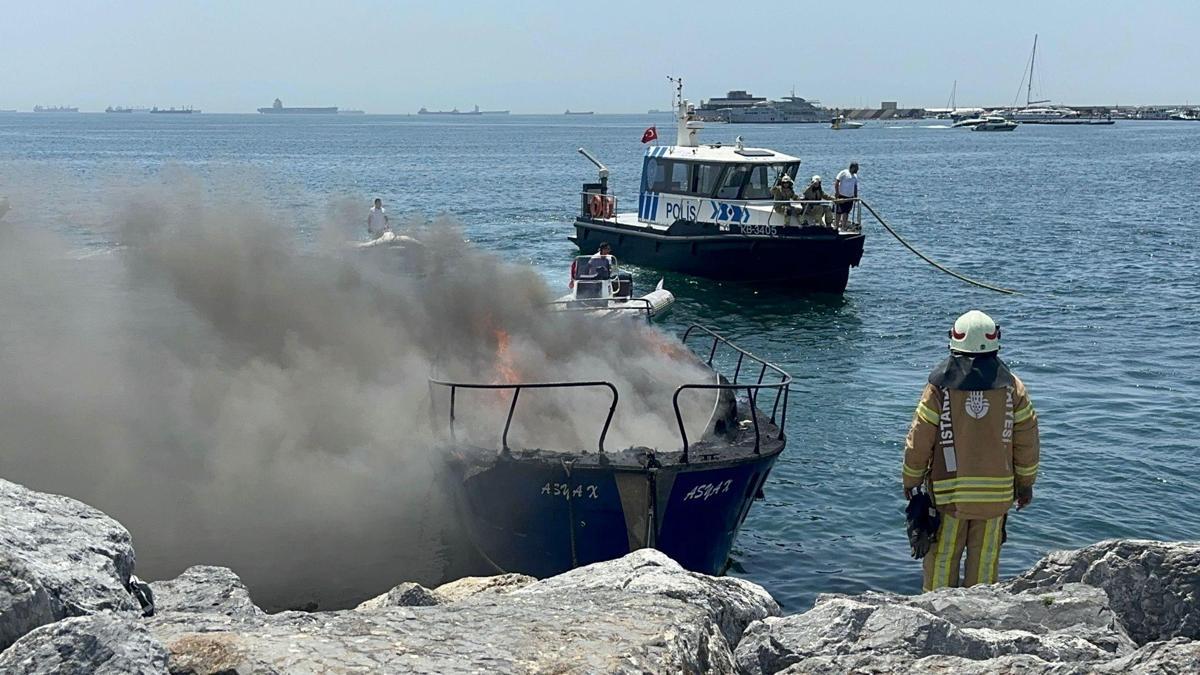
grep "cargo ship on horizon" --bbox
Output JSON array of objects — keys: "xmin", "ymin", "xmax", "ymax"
[
  {"xmin": 417, "ymin": 105, "xmax": 509, "ymax": 116},
  {"xmin": 34, "ymin": 105, "xmax": 78, "ymax": 113},
  {"xmin": 257, "ymin": 98, "xmax": 337, "ymax": 114}
]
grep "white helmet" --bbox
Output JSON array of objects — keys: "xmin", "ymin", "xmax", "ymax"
[
  {"xmin": 948, "ymin": 310, "xmax": 1001, "ymax": 354},
  {"xmin": 811, "ymin": 175, "xmax": 821, "ymax": 183}
]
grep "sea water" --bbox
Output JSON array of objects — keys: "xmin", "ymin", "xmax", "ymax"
[{"xmin": 1, "ymin": 112, "xmax": 1197, "ymax": 610}]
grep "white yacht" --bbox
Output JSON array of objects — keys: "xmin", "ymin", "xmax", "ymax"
[{"xmin": 972, "ymin": 116, "xmax": 1018, "ymax": 132}]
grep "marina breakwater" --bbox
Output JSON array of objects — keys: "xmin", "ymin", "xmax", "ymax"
[{"xmin": 2, "ymin": 475, "xmax": 1197, "ymax": 673}]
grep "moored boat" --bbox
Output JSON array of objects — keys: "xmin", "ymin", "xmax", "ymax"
[
  {"xmin": 570, "ymin": 81, "xmax": 865, "ymax": 293},
  {"xmin": 431, "ymin": 324, "xmax": 790, "ymax": 577}
]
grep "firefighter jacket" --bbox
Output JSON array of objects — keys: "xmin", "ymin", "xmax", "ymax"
[{"xmin": 902, "ymin": 354, "xmax": 1040, "ymax": 520}]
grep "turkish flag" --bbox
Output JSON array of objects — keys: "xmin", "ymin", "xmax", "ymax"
[{"xmin": 640, "ymin": 126, "xmax": 658, "ymax": 144}]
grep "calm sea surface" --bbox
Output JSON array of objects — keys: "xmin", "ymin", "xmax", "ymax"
[{"xmin": 2, "ymin": 113, "xmax": 1198, "ymax": 610}]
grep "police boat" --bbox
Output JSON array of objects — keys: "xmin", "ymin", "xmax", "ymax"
[
  {"xmin": 550, "ymin": 253, "xmax": 675, "ymax": 321},
  {"xmin": 429, "ymin": 325, "xmax": 790, "ymax": 577},
  {"xmin": 571, "ymin": 82, "xmax": 866, "ymax": 293}
]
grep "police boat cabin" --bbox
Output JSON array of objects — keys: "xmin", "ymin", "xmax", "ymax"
[{"xmin": 573, "ymin": 89, "xmax": 866, "ymax": 293}]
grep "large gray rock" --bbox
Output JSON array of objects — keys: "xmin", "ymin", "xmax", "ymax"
[
  {"xmin": 435, "ymin": 572, "xmax": 535, "ymax": 603},
  {"xmin": 1010, "ymin": 539, "xmax": 1200, "ymax": 645},
  {"xmin": 515, "ymin": 548, "xmax": 779, "ymax": 645},
  {"xmin": 354, "ymin": 581, "xmax": 441, "ymax": 610},
  {"xmin": 1094, "ymin": 638, "xmax": 1200, "ymax": 674},
  {"xmin": 0, "ymin": 478, "xmax": 141, "ymax": 650},
  {"xmin": 735, "ymin": 583, "xmax": 1134, "ymax": 675},
  {"xmin": 149, "ymin": 565, "xmax": 263, "ymax": 619},
  {"xmin": 150, "ymin": 590, "xmax": 735, "ymax": 674},
  {"xmin": 0, "ymin": 613, "xmax": 169, "ymax": 675}
]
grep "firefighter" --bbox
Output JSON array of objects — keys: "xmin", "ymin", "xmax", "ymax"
[
  {"xmin": 770, "ymin": 174, "xmax": 799, "ymax": 225},
  {"xmin": 902, "ymin": 310, "xmax": 1040, "ymax": 591}
]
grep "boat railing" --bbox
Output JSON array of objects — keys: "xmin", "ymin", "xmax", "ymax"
[
  {"xmin": 428, "ymin": 379, "xmax": 619, "ymax": 454},
  {"xmin": 769, "ymin": 197, "xmax": 862, "ymax": 231},
  {"xmin": 674, "ymin": 324, "xmax": 791, "ymax": 462},
  {"xmin": 579, "ymin": 191, "xmax": 619, "ymax": 221},
  {"xmin": 543, "ymin": 297, "xmax": 654, "ymax": 322}
]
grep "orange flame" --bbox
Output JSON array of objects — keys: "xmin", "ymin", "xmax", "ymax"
[{"xmin": 491, "ymin": 329, "xmax": 521, "ymax": 385}]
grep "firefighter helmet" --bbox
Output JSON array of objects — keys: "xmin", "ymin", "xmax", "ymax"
[{"xmin": 948, "ymin": 310, "xmax": 1001, "ymax": 354}]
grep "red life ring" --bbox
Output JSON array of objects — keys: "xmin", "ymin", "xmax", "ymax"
[
  {"xmin": 602, "ymin": 195, "xmax": 615, "ymax": 218},
  {"xmin": 589, "ymin": 194, "xmax": 605, "ymax": 218}
]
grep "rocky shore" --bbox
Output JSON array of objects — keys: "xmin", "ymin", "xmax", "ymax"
[{"xmin": 1, "ymin": 476, "xmax": 1197, "ymax": 674}]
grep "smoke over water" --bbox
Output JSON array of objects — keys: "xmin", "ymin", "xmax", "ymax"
[{"xmin": 0, "ymin": 172, "xmax": 715, "ymax": 610}]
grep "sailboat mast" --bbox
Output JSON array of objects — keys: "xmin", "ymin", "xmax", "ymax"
[{"xmin": 1027, "ymin": 34, "xmax": 1038, "ymax": 107}]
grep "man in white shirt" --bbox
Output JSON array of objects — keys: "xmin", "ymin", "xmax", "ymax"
[
  {"xmin": 367, "ymin": 198, "xmax": 390, "ymax": 238},
  {"xmin": 834, "ymin": 162, "xmax": 860, "ymax": 230}
]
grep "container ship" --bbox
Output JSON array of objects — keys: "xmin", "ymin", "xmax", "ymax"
[
  {"xmin": 33, "ymin": 106, "xmax": 79, "ymax": 113},
  {"xmin": 257, "ymin": 98, "xmax": 337, "ymax": 114}
]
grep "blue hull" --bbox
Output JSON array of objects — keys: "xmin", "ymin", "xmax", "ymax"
[{"xmin": 452, "ymin": 443, "xmax": 782, "ymax": 577}]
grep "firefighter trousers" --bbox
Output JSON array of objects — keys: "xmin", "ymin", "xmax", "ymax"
[{"xmin": 922, "ymin": 513, "xmax": 1005, "ymax": 591}]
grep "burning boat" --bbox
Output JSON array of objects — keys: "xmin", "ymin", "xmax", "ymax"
[{"xmin": 429, "ymin": 324, "xmax": 790, "ymax": 577}]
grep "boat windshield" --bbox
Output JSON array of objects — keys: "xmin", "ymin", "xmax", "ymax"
[
  {"xmin": 573, "ymin": 254, "xmax": 616, "ymax": 280},
  {"xmin": 644, "ymin": 158, "xmax": 799, "ymax": 199}
]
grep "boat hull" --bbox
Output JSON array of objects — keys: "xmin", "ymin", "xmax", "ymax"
[
  {"xmin": 572, "ymin": 218, "xmax": 864, "ymax": 292},
  {"xmin": 451, "ymin": 446, "xmax": 781, "ymax": 577}
]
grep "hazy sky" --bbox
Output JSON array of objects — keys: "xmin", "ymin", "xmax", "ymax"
[{"xmin": 3, "ymin": 0, "xmax": 1197, "ymax": 113}]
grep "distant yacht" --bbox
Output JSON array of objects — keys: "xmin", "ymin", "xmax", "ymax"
[
  {"xmin": 1001, "ymin": 35, "xmax": 1113, "ymax": 126},
  {"xmin": 33, "ymin": 105, "xmax": 78, "ymax": 113},
  {"xmin": 564, "ymin": 110, "xmax": 594, "ymax": 115},
  {"xmin": 258, "ymin": 98, "xmax": 338, "ymax": 114},
  {"xmin": 693, "ymin": 90, "xmax": 825, "ymax": 123}
]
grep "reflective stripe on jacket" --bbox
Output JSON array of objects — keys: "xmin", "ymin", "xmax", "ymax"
[{"xmin": 902, "ymin": 375, "xmax": 1040, "ymax": 520}]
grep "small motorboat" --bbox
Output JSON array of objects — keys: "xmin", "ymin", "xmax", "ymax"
[
  {"xmin": 830, "ymin": 115, "xmax": 864, "ymax": 130},
  {"xmin": 355, "ymin": 230, "xmax": 424, "ymax": 249},
  {"xmin": 972, "ymin": 116, "xmax": 1019, "ymax": 132},
  {"xmin": 431, "ymin": 324, "xmax": 791, "ymax": 577},
  {"xmin": 951, "ymin": 116, "xmax": 985, "ymax": 128},
  {"xmin": 551, "ymin": 254, "xmax": 674, "ymax": 321}
]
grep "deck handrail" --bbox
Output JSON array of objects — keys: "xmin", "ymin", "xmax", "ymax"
[
  {"xmin": 543, "ymin": 297, "xmax": 654, "ymax": 322},
  {"xmin": 673, "ymin": 324, "xmax": 792, "ymax": 462},
  {"xmin": 429, "ymin": 325, "xmax": 792, "ymax": 461},
  {"xmin": 583, "ymin": 190, "xmax": 862, "ymax": 231},
  {"xmin": 428, "ymin": 379, "xmax": 619, "ymax": 454}
]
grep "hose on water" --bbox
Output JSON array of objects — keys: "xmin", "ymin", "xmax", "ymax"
[{"xmin": 858, "ymin": 199, "xmax": 1018, "ymax": 295}]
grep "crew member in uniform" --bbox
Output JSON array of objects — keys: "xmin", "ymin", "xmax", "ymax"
[
  {"xmin": 800, "ymin": 175, "xmax": 834, "ymax": 228},
  {"xmin": 901, "ymin": 310, "xmax": 1041, "ymax": 590},
  {"xmin": 770, "ymin": 174, "xmax": 799, "ymax": 225}
]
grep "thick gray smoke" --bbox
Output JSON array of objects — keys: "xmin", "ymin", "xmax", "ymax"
[{"xmin": 0, "ymin": 172, "xmax": 714, "ymax": 610}]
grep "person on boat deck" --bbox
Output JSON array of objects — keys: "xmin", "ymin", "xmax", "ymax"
[
  {"xmin": 367, "ymin": 198, "xmax": 390, "ymax": 238},
  {"xmin": 833, "ymin": 162, "xmax": 859, "ymax": 229},
  {"xmin": 902, "ymin": 310, "xmax": 1041, "ymax": 592},
  {"xmin": 770, "ymin": 174, "xmax": 800, "ymax": 225},
  {"xmin": 588, "ymin": 242, "xmax": 613, "ymax": 279},
  {"xmin": 800, "ymin": 175, "xmax": 834, "ymax": 228}
]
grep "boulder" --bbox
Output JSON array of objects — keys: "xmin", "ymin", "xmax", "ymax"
[
  {"xmin": 1094, "ymin": 638, "xmax": 1200, "ymax": 674},
  {"xmin": 515, "ymin": 548, "xmax": 779, "ymax": 645},
  {"xmin": 150, "ymin": 590, "xmax": 735, "ymax": 674},
  {"xmin": 149, "ymin": 566, "xmax": 263, "ymax": 619},
  {"xmin": 434, "ymin": 572, "xmax": 535, "ymax": 603},
  {"xmin": 735, "ymin": 584, "xmax": 1133, "ymax": 675},
  {"xmin": 1009, "ymin": 539, "xmax": 1200, "ymax": 645},
  {"xmin": 354, "ymin": 581, "xmax": 441, "ymax": 610},
  {"xmin": 0, "ymin": 613, "xmax": 169, "ymax": 675},
  {"xmin": 0, "ymin": 478, "xmax": 141, "ymax": 650}
]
